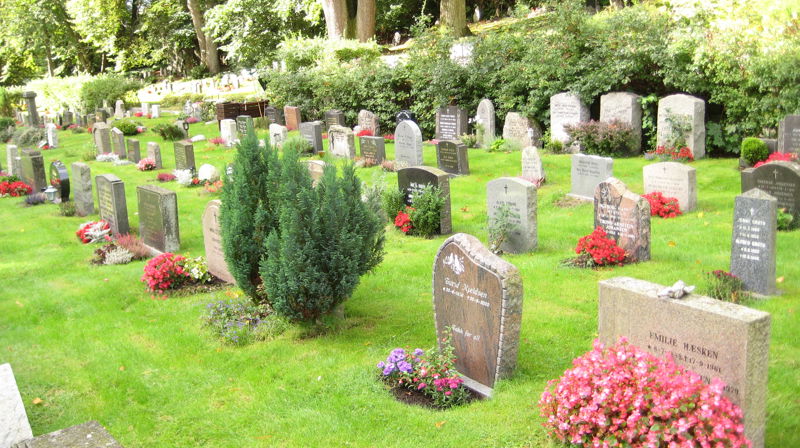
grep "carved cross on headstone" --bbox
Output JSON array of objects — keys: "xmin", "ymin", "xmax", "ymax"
[
  {"xmin": 504, "ymin": 184, "xmax": 508, "ymax": 195},
  {"xmin": 773, "ymin": 169, "xmax": 779, "ymax": 180}
]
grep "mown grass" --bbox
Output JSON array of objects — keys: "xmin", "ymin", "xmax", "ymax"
[{"xmin": 1, "ymin": 120, "xmax": 798, "ymax": 447}]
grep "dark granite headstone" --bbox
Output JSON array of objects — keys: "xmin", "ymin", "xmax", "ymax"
[
  {"xmin": 741, "ymin": 161, "xmax": 800, "ymax": 221},
  {"xmin": 20, "ymin": 150, "xmax": 46, "ymax": 192},
  {"xmin": 11, "ymin": 420, "xmax": 123, "ymax": 448},
  {"xmin": 71, "ymin": 162, "xmax": 93, "ymax": 216},
  {"xmin": 435, "ymin": 106, "xmax": 467, "ymax": 141},
  {"xmin": 284, "ymin": 106, "xmax": 301, "ymax": 131},
  {"xmin": 324, "ymin": 110, "xmax": 345, "ymax": 131},
  {"xmin": 203, "ymin": 200, "xmax": 234, "ymax": 283},
  {"xmin": 299, "ymin": 121, "xmax": 323, "ymax": 153},
  {"xmin": 730, "ymin": 189, "xmax": 777, "ymax": 295},
  {"xmin": 173, "ymin": 140, "xmax": 196, "ymax": 172},
  {"xmin": 594, "ymin": 177, "xmax": 651, "ymax": 262},
  {"xmin": 397, "ymin": 166, "xmax": 451, "ymax": 234},
  {"xmin": 396, "ymin": 110, "xmax": 416, "ymax": 125},
  {"xmin": 126, "ymin": 139, "xmax": 141, "ymax": 163},
  {"xmin": 265, "ymin": 106, "xmax": 285, "ymax": 125},
  {"xmin": 236, "ymin": 115, "xmax": 253, "ymax": 138},
  {"xmin": 432, "ymin": 233, "xmax": 523, "ymax": 397},
  {"xmin": 95, "ymin": 174, "xmax": 129, "ymax": 235},
  {"xmin": 359, "ymin": 136, "xmax": 386, "ymax": 164},
  {"xmin": 22, "ymin": 91, "xmax": 39, "ymax": 126},
  {"xmin": 137, "ymin": 185, "xmax": 180, "ymax": 253},
  {"xmin": 48, "ymin": 161, "xmax": 70, "ymax": 202},
  {"xmin": 436, "ymin": 140, "xmax": 469, "ymax": 175},
  {"xmin": 777, "ymin": 115, "xmax": 800, "ymax": 153}
]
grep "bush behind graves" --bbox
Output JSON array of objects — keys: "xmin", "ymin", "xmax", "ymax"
[
  {"xmin": 381, "ymin": 187, "xmax": 406, "ymax": 223},
  {"xmin": 0, "ymin": 117, "xmax": 15, "ymax": 142},
  {"xmin": 565, "ymin": 120, "xmax": 637, "ymax": 157},
  {"xmin": 159, "ymin": 93, "xmax": 205, "ymax": 109},
  {"xmin": 152, "ymin": 123, "xmax": 185, "ymax": 141},
  {"xmin": 115, "ymin": 119, "xmax": 142, "ymax": 136},
  {"xmin": 740, "ymin": 137, "xmax": 769, "ymax": 166},
  {"xmin": 80, "ymin": 74, "xmax": 142, "ymax": 111},
  {"xmin": 12, "ymin": 127, "xmax": 45, "ymax": 147}
]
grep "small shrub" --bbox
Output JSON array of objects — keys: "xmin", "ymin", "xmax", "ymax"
[
  {"xmin": 182, "ymin": 256, "xmax": 213, "ymax": 284},
  {"xmin": 76, "ymin": 220, "xmax": 111, "ymax": 244},
  {"xmin": 159, "ymin": 93, "xmax": 205, "ymax": 108},
  {"xmin": 141, "ymin": 252, "xmax": 190, "ymax": 292},
  {"xmin": 488, "ymin": 202, "xmax": 516, "ymax": 255},
  {"xmin": 753, "ymin": 151, "xmax": 798, "ymax": 168},
  {"xmin": 0, "ymin": 180, "xmax": 32, "ymax": 197},
  {"xmin": 777, "ymin": 208, "xmax": 794, "ymax": 231},
  {"xmin": 114, "ymin": 234, "xmax": 150, "ymax": 260},
  {"xmin": 114, "ymin": 119, "xmax": 141, "ymax": 136},
  {"xmin": 58, "ymin": 201, "xmax": 76, "ymax": 217},
  {"xmin": 705, "ymin": 270, "xmax": 748, "ymax": 303},
  {"xmin": 282, "ymin": 135, "xmax": 312, "ymax": 154},
  {"xmin": 564, "ymin": 119, "xmax": 637, "ymax": 157},
  {"xmin": 408, "ymin": 185, "xmax": 444, "ymax": 238},
  {"xmin": 152, "ymin": 123, "xmax": 185, "ymax": 141},
  {"xmin": 12, "ymin": 127, "xmax": 45, "ymax": 147},
  {"xmin": 642, "ymin": 192, "xmax": 682, "ymax": 218},
  {"xmin": 80, "ymin": 75, "xmax": 142, "ymax": 111},
  {"xmin": 382, "ymin": 187, "xmax": 406, "ymax": 223},
  {"xmin": 540, "ymin": 338, "xmax": 749, "ymax": 447},
  {"xmin": 459, "ymin": 133, "xmax": 477, "ymax": 148},
  {"xmin": 137, "ymin": 158, "xmax": 157, "ymax": 171},
  {"xmin": 488, "ymin": 138, "xmax": 505, "ymax": 153},
  {"xmin": 92, "ymin": 243, "xmax": 134, "ymax": 265},
  {"xmin": 70, "ymin": 126, "xmax": 86, "ymax": 134},
  {"xmin": 566, "ymin": 226, "xmax": 626, "ymax": 268},
  {"xmin": 203, "ymin": 299, "xmax": 288, "ymax": 345},
  {"xmin": 0, "ymin": 117, "xmax": 15, "ymax": 142},
  {"xmin": 740, "ymin": 137, "xmax": 769, "ymax": 166},
  {"xmin": 81, "ymin": 148, "xmax": 96, "ymax": 161},
  {"xmin": 23, "ymin": 192, "xmax": 47, "ymax": 206}
]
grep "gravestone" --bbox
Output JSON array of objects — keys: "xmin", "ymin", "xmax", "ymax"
[
  {"xmin": 173, "ymin": 141, "xmax": 196, "ymax": 172},
  {"xmin": 359, "ymin": 136, "xmax": 386, "ymax": 164},
  {"xmin": 22, "ymin": 91, "xmax": 39, "ymax": 126},
  {"xmin": 114, "ymin": 100, "xmax": 125, "ymax": 119},
  {"xmin": 95, "ymin": 174, "xmax": 129, "ymax": 235},
  {"xmin": 146, "ymin": 142, "xmax": 162, "ymax": 169},
  {"xmin": 328, "ymin": 125, "xmax": 356, "ymax": 159},
  {"xmin": 1, "ymin": 363, "xmax": 33, "ymax": 448},
  {"xmin": 730, "ymin": 189, "xmax": 777, "ymax": 295},
  {"xmin": 432, "ymin": 233, "xmax": 523, "ymax": 397},
  {"xmin": 487, "ymin": 177, "xmax": 537, "ymax": 253},
  {"xmin": 174, "ymin": 120, "xmax": 189, "ymax": 139},
  {"xmin": 476, "ymin": 99, "xmax": 495, "ymax": 148},
  {"xmin": 96, "ymin": 108, "xmax": 109, "ymax": 122},
  {"xmin": 93, "ymin": 122, "xmax": 112, "ymax": 155},
  {"xmin": 394, "ymin": 120, "xmax": 424, "ymax": 168},
  {"xmin": 45, "ymin": 123, "xmax": 58, "ymax": 148},
  {"xmin": 550, "ymin": 92, "xmax": 590, "ymax": 144},
  {"xmin": 85, "ymin": 115, "xmax": 96, "ymax": 128},
  {"xmin": 265, "ymin": 106, "xmax": 285, "ymax": 125},
  {"xmin": 598, "ymin": 276, "xmax": 771, "ymax": 448},
  {"xmin": 777, "ymin": 115, "xmax": 800, "ymax": 153},
  {"xmin": 20, "ymin": 150, "xmax": 46, "ymax": 192},
  {"xmin": 49, "ymin": 161, "xmax": 70, "ymax": 202},
  {"xmin": 741, "ymin": 161, "xmax": 800, "ymax": 221},
  {"xmin": 236, "ymin": 115, "xmax": 254, "ymax": 138},
  {"xmin": 284, "ymin": 106, "xmax": 301, "ymax": 131},
  {"xmin": 502, "ymin": 112, "xmax": 542, "ymax": 148},
  {"xmin": 436, "ymin": 106, "xmax": 468, "ymax": 141},
  {"xmin": 141, "ymin": 102, "xmax": 150, "ymax": 116},
  {"xmin": 324, "ymin": 110, "xmax": 346, "ymax": 130},
  {"xmin": 202, "ymin": 200, "xmax": 234, "ymax": 283},
  {"xmin": 303, "ymin": 160, "xmax": 327, "ymax": 186},
  {"xmin": 436, "ymin": 140, "xmax": 469, "ymax": 175},
  {"xmin": 137, "ymin": 185, "xmax": 180, "ymax": 253},
  {"xmin": 600, "ymin": 92, "xmax": 643, "ymax": 153},
  {"xmin": 643, "ymin": 162, "xmax": 697, "ymax": 212},
  {"xmin": 569, "ymin": 153, "xmax": 614, "ymax": 200},
  {"xmin": 299, "ymin": 121, "xmax": 323, "ymax": 153},
  {"xmin": 357, "ymin": 109, "xmax": 380, "ymax": 135},
  {"xmin": 396, "ymin": 110, "xmax": 417, "ymax": 125},
  {"xmin": 71, "ymin": 162, "xmax": 94, "ymax": 216},
  {"xmin": 111, "ymin": 128, "xmax": 126, "ymax": 158},
  {"xmin": 12, "ymin": 420, "xmax": 124, "ymax": 448},
  {"xmin": 269, "ymin": 123, "xmax": 288, "ymax": 148},
  {"xmin": 521, "ymin": 146, "xmax": 545, "ymax": 185},
  {"xmin": 657, "ymin": 94, "xmax": 706, "ymax": 159},
  {"xmin": 397, "ymin": 166, "xmax": 451, "ymax": 234},
  {"xmin": 220, "ymin": 119, "xmax": 237, "ymax": 146},
  {"xmin": 126, "ymin": 139, "xmax": 141, "ymax": 163},
  {"xmin": 151, "ymin": 104, "xmax": 161, "ymax": 118},
  {"xmin": 6, "ymin": 144, "xmax": 18, "ymax": 176},
  {"xmin": 594, "ymin": 177, "xmax": 651, "ymax": 262}
]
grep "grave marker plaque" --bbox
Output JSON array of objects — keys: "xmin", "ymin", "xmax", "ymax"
[
  {"xmin": 299, "ymin": 121, "xmax": 323, "ymax": 153},
  {"xmin": 436, "ymin": 106, "xmax": 467, "ymax": 141},
  {"xmin": 151, "ymin": 104, "xmax": 161, "ymax": 118},
  {"xmin": 95, "ymin": 174, "xmax": 129, "ymax": 235},
  {"xmin": 657, "ymin": 94, "xmax": 706, "ymax": 159},
  {"xmin": 45, "ymin": 123, "xmax": 58, "ymax": 148},
  {"xmin": 487, "ymin": 177, "xmax": 537, "ymax": 253},
  {"xmin": 20, "ymin": 150, "xmax": 46, "ymax": 191},
  {"xmin": 203, "ymin": 200, "xmax": 234, "ymax": 283},
  {"xmin": 569, "ymin": 153, "xmax": 613, "ymax": 200},
  {"xmin": 432, "ymin": 233, "xmax": 523, "ymax": 396},
  {"xmin": 436, "ymin": 140, "xmax": 469, "ymax": 175},
  {"xmin": 126, "ymin": 138, "xmax": 141, "ymax": 163},
  {"xmin": 328, "ymin": 125, "xmax": 355, "ymax": 159},
  {"xmin": 394, "ymin": 120, "xmax": 424, "ymax": 167},
  {"xmin": 324, "ymin": 110, "xmax": 346, "ymax": 130},
  {"xmin": 594, "ymin": 177, "xmax": 651, "ymax": 262},
  {"xmin": 49, "ymin": 160, "xmax": 70, "ymax": 202},
  {"xmin": 777, "ymin": 115, "xmax": 800, "ymax": 153},
  {"xmin": 741, "ymin": 161, "xmax": 800, "ymax": 221},
  {"xmin": 397, "ymin": 166, "xmax": 451, "ymax": 234},
  {"xmin": 269, "ymin": 123, "xmax": 288, "ymax": 148},
  {"xmin": 72, "ymin": 162, "xmax": 94, "ymax": 216},
  {"xmin": 730, "ymin": 189, "xmax": 777, "ymax": 295},
  {"xmin": 147, "ymin": 142, "xmax": 162, "ymax": 169},
  {"xmin": 173, "ymin": 140, "xmax": 196, "ymax": 172},
  {"xmin": 476, "ymin": 99, "xmax": 495, "ymax": 148},
  {"xmin": 284, "ymin": 106, "xmax": 301, "ymax": 131},
  {"xmin": 550, "ymin": 92, "xmax": 590, "ymax": 144},
  {"xmin": 600, "ymin": 92, "xmax": 643, "ymax": 153},
  {"xmin": 643, "ymin": 161, "xmax": 697, "ymax": 212},
  {"xmin": 359, "ymin": 136, "xmax": 386, "ymax": 164},
  {"xmin": 137, "ymin": 185, "xmax": 180, "ymax": 253},
  {"xmin": 236, "ymin": 115, "xmax": 253, "ymax": 137},
  {"xmin": 502, "ymin": 112, "xmax": 541, "ymax": 148}
]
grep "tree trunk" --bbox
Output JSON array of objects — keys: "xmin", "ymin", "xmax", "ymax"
[
  {"xmin": 322, "ymin": 0, "xmax": 348, "ymax": 40},
  {"xmin": 440, "ymin": 0, "xmax": 466, "ymax": 37},
  {"xmin": 186, "ymin": 0, "xmax": 220, "ymax": 74},
  {"xmin": 610, "ymin": 0, "xmax": 625, "ymax": 8},
  {"xmin": 355, "ymin": 0, "xmax": 375, "ymax": 42},
  {"xmin": 206, "ymin": 37, "xmax": 221, "ymax": 74},
  {"xmin": 45, "ymin": 41, "xmax": 54, "ymax": 77}
]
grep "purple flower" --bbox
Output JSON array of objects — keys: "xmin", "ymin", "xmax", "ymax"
[
  {"xmin": 382, "ymin": 363, "xmax": 396, "ymax": 376},
  {"xmin": 377, "ymin": 361, "xmax": 385, "ymax": 369},
  {"xmin": 414, "ymin": 348, "xmax": 424, "ymax": 356},
  {"xmin": 397, "ymin": 361, "xmax": 413, "ymax": 373},
  {"xmin": 387, "ymin": 348, "xmax": 406, "ymax": 363}
]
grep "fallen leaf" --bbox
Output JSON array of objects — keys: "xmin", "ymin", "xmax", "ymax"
[
  {"xmin": 777, "ymin": 277, "xmax": 785, "ymax": 283},
  {"xmin": 667, "ymin": 241, "xmax": 676, "ymax": 247},
  {"xmin": 32, "ymin": 398, "xmax": 43, "ymax": 405},
  {"xmin": 695, "ymin": 260, "xmax": 701, "ymax": 264},
  {"xmin": 119, "ymin": 366, "xmax": 126, "ymax": 371},
  {"xmin": 15, "ymin": 301, "xmax": 23, "ymax": 307},
  {"xmin": 104, "ymin": 278, "xmax": 109, "ymax": 282},
  {"xmin": 20, "ymin": 229, "xmax": 24, "ymax": 232},
  {"xmin": 698, "ymin": 212, "xmax": 705, "ymax": 218},
  {"xmin": 363, "ymin": 342, "xmax": 372, "ymax": 346},
  {"xmin": 460, "ymin": 206, "xmax": 469, "ymax": 212},
  {"xmin": 435, "ymin": 421, "xmax": 446, "ymax": 428},
  {"xmin": 216, "ymin": 347, "xmax": 222, "ymax": 352}
]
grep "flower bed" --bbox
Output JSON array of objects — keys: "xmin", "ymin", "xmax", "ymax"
[
  {"xmin": 753, "ymin": 151, "xmax": 798, "ymax": 168},
  {"xmin": 141, "ymin": 254, "xmax": 219, "ymax": 295},
  {"xmin": 563, "ymin": 226, "xmax": 626, "ymax": 268},
  {"xmin": 646, "ymin": 145, "xmax": 694, "ymax": 163},
  {"xmin": 0, "ymin": 179, "xmax": 32, "ymax": 197}
]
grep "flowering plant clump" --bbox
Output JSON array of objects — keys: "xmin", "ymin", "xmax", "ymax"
[
  {"xmin": 753, "ymin": 151, "xmax": 798, "ymax": 168},
  {"xmin": 186, "ymin": 116, "xmax": 199, "ymax": 124},
  {"xmin": 141, "ymin": 252, "xmax": 190, "ymax": 292},
  {"xmin": 157, "ymin": 172, "xmax": 176, "ymax": 182},
  {"xmin": 356, "ymin": 129, "xmax": 374, "ymax": 137},
  {"xmin": 137, "ymin": 157, "xmax": 157, "ymax": 171},
  {"xmin": 208, "ymin": 137, "xmax": 225, "ymax": 146},
  {"xmin": 96, "ymin": 152, "xmax": 120, "ymax": 163},
  {"xmin": 539, "ymin": 338, "xmax": 750, "ymax": 448},
  {"xmin": 383, "ymin": 134, "xmax": 395, "ymax": 142},
  {"xmin": 377, "ymin": 338, "xmax": 470, "ymax": 408},
  {"xmin": 0, "ymin": 180, "xmax": 32, "ymax": 197},
  {"xmin": 76, "ymin": 220, "xmax": 111, "ymax": 244},
  {"xmin": 182, "ymin": 256, "xmax": 213, "ymax": 284},
  {"xmin": 134, "ymin": 112, "xmax": 143, "ymax": 117},
  {"xmin": 204, "ymin": 179, "xmax": 223, "ymax": 194},
  {"xmin": 203, "ymin": 299, "xmax": 287, "ymax": 345},
  {"xmin": 705, "ymin": 270, "xmax": 748, "ymax": 303},
  {"xmin": 643, "ymin": 191, "xmax": 682, "ymax": 218},
  {"xmin": 569, "ymin": 226, "xmax": 626, "ymax": 267},
  {"xmin": 174, "ymin": 169, "xmax": 200, "ymax": 186},
  {"xmin": 647, "ymin": 145, "xmax": 694, "ymax": 163},
  {"xmin": 394, "ymin": 208, "xmax": 413, "ymax": 233}
]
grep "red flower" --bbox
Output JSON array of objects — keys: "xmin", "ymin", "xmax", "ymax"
[
  {"xmin": 643, "ymin": 192, "xmax": 682, "ymax": 218},
  {"xmin": 753, "ymin": 151, "xmax": 797, "ymax": 168},
  {"xmin": 356, "ymin": 129, "xmax": 373, "ymax": 137},
  {"xmin": 394, "ymin": 209, "xmax": 413, "ymax": 233},
  {"xmin": 575, "ymin": 227, "xmax": 626, "ymax": 266}
]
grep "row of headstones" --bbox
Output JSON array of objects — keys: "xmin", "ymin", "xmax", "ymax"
[{"xmin": 92, "ymin": 122, "xmax": 195, "ymax": 172}]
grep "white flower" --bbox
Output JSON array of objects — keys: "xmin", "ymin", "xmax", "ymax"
[{"xmin": 173, "ymin": 169, "xmax": 194, "ymax": 186}]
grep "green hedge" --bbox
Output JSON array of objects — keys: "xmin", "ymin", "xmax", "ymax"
[{"xmin": 80, "ymin": 75, "xmax": 142, "ymax": 112}]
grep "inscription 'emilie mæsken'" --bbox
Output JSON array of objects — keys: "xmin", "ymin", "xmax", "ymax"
[{"xmin": 647, "ymin": 330, "xmax": 736, "ymax": 395}]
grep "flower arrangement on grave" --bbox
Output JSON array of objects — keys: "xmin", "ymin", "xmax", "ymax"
[
  {"xmin": 704, "ymin": 270, "xmax": 748, "ymax": 303},
  {"xmin": 753, "ymin": 151, "xmax": 798, "ymax": 168},
  {"xmin": 376, "ymin": 338, "xmax": 470, "ymax": 409},
  {"xmin": 114, "ymin": 234, "xmax": 151, "ymax": 260},
  {"xmin": 96, "ymin": 153, "xmax": 120, "ymax": 163},
  {"xmin": 539, "ymin": 337, "xmax": 749, "ymax": 448},
  {"xmin": 381, "ymin": 160, "xmax": 396, "ymax": 172},
  {"xmin": 134, "ymin": 112, "xmax": 143, "ymax": 117},
  {"xmin": 186, "ymin": 116, "xmax": 199, "ymax": 124},
  {"xmin": 383, "ymin": 134, "xmax": 395, "ymax": 142},
  {"xmin": 394, "ymin": 207, "xmax": 413, "ymax": 233},
  {"xmin": 174, "ymin": 169, "xmax": 200, "ymax": 187},
  {"xmin": 208, "ymin": 137, "xmax": 225, "ymax": 146},
  {"xmin": 137, "ymin": 157, "xmax": 157, "ymax": 171},
  {"xmin": 204, "ymin": 179, "xmax": 223, "ymax": 194},
  {"xmin": 92, "ymin": 243, "xmax": 134, "ymax": 265},
  {"xmin": 202, "ymin": 298, "xmax": 288, "ymax": 346},
  {"xmin": 565, "ymin": 226, "xmax": 627, "ymax": 268},
  {"xmin": 385, "ymin": 186, "xmax": 443, "ymax": 238},
  {"xmin": 40, "ymin": 144, "xmax": 51, "ymax": 150},
  {"xmin": 157, "ymin": 172, "xmax": 176, "ymax": 182},
  {"xmin": 141, "ymin": 253, "xmax": 213, "ymax": 293},
  {"xmin": 0, "ymin": 179, "xmax": 32, "ymax": 197},
  {"xmin": 356, "ymin": 129, "xmax": 373, "ymax": 137},
  {"xmin": 76, "ymin": 220, "xmax": 111, "ymax": 244},
  {"xmin": 642, "ymin": 191, "xmax": 682, "ymax": 218},
  {"xmin": 647, "ymin": 145, "xmax": 694, "ymax": 162}
]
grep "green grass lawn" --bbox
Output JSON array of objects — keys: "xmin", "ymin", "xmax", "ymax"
[{"xmin": 1, "ymin": 120, "xmax": 798, "ymax": 447}]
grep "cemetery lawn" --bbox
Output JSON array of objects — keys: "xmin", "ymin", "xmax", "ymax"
[{"xmin": 1, "ymin": 122, "xmax": 799, "ymax": 448}]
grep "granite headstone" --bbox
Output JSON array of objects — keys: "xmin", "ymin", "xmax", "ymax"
[
  {"xmin": 476, "ymin": 99, "xmax": 495, "ymax": 148},
  {"xmin": 328, "ymin": 125, "xmax": 355, "ymax": 159},
  {"xmin": 730, "ymin": 189, "xmax": 777, "ymax": 295},
  {"xmin": 436, "ymin": 140, "xmax": 469, "ymax": 175},
  {"xmin": 600, "ymin": 92, "xmax": 643, "ymax": 153},
  {"xmin": 487, "ymin": 177, "xmax": 537, "ymax": 253},
  {"xmin": 594, "ymin": 178, "xmax": 651, "ymax": 262},
  {"xmin": 643, "ymin": 161, "xmax": 697, "ymax": 212},
  {"xmin": 394, "ymin": 120, "xmax": 424, "ymax": 168},
  {"xmin": 569, "ymin": 153, "xmax": 614, "ymax": 200},
  {"xmin": 359, "ymin": 136, "xmax": 386, "ymax": 164},
  {"xmin": 48, "ymin": 160, "xmax": 70, "ymax": 202},
  {"xmin": 324, "ymin": 110, "xmax": 346, "ymax": 131},
  {"xmin": 357, "ymin": 109, "xmax": 380, "ymax": 136},
  {"xmin": 521, "ymin": 146, "xmax": 545, "ymax": 185},
  {"xmin": 219, "ymin": 119, "xmax": 237, "ymax": 146},
  {"xmin": 202, "ymin": 200, "xmax": 234, "ymax": 283},
  {"xmin": 126, "ymin": 139, "xmax": 141, "ymax": 163},
  {"xmin": 269, "ymin": 123, "xmax": 288, "ymax": 148},
  {"xmin": 435, "ymin": 106, "xmax": 468, "ymax": 141},
  {"xmin": 137, "ymin": 185, "xmax": 180, "ymax": 253},
  {"xmin": 93, "ymin": 122, "xmax": 112, "ymax": 155},
  {"xmin": 550, "ymin": 92, "xmax": 590, "ymax": 144},
  {"xmin": 95, "ymin": 174, "xmax": 129, "ymax": 235},
  {"xmin": 777, "ymin": 115, "xmax": 800, "ymax": 153},
  {"xmin": 284, "ymin": 106, "xmax": 301, "ymax": 131},
  {"xmin": 397, "ymin": 166, "xmax": 451, "ymax": 234},
  {"xmin": 173, "ymin": 140, "xmax": 196, "ymax": 172},
  {"xmin": 146, "ymin": 142, "xmax": 162, "ymax": 169},
  {"xmin": 657, "ymin": 94, "xmax": 706, "ymax": 159},
  {"xmin": 741, "ymin": 161, "xmax": 800, "ymax": 221},
  {"xmin": 20, "ymin": 150, "xmax": 46, "ymax": 192},
  {"xmin": 299, "ymin": 121, "xmax": 323, "ymax": 153},
  {"xmin": 502, "ymin": 112, "xmax": 541, "ymax": 149},
  {"xmin": 71, "ymin": 162, "xmax": 94, "ymax": 216}
]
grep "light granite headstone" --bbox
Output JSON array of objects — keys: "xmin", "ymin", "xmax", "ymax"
[
  {"xmin": 269, "ymin": 123, "xmax": 288, "ymax": 148},
  {"xmin": 93, "ymin": 122, "xmax": 112, "ymax": 155},
  {"xmin": 126, "ymin": 139, "xmax": 141, "ymax": 163},
  {"xmin": 95, "ymin": 174, "xmax": 129, "ymax": 235},
  {"xmin": 45, "ymin": 123, "xmax": 58, "ymax": 148},
  {"xmin": 114, "ymin": 100, "xmax": 125, "ymax": 119},
  {"xmin": 657, "ymin": 94, "xmax": 706, "ymax": 159},
  {"xmin": 137, "ymin": 185, "xmax": 180, "ymax": 253},
  {"xmin": 146, "ymin": 142, "xmax": 162, "ymax": 169},
  {"xmin": 202, "ymin": 200, "xmax": 234, "ymax": 283},
  {"xmin": 436, "ymin": 140, "xmax": 469, "ymax": 175},
  {"xmin": 110, "ymin": 128, "xmax": 126, "ymax": 158},
  {"xmin": 598, "ymin": 276, "xmax": 771, "ymax": 448},
  {"xmin": 643, "ymin": 161, "xmax": 697, "ymax": 212},
  {"xmin": 6, "ymin": 145, "xmax": 18, "ymax": 176},
  {"xmin": 550, "ymin": 92, "xmax": 590, "ymax": 144},
  {"xmin": 600, "ymin": 92, "xmax": 643, "ymax": 153},
  {"xmin": 303, "ymin": 160, "xmax": 327, "ymax": 186},
  {"xmin": 12, "ymin": 420, "xmax": 123, "ymax": 448},
  {"xmin": 219, "ymin": 119, "xmax": 237, "ymax": 146},
  {"xmin": 284, "ymin": 106, "xmax": 301, "ymax": 131},
  {"xmin": 777, "ymin": 115, "xmax": 800, "ymax": 154},
  {"xmin": 594, "ymin": 177, "xmax": 651, "ymax": 262},
  {"xmin": 730, "ymin": 189, "xmax": 777, "ymax": 295},
  {"xmin": 324, "ymin": 110, "xmax": 345, "ymax": 131},
  {"xmin": 521, "ymin": 146, "xmax": 545, "ymax": 185},
  {"xmin": 20, "ymin": 150, "xmax": 46, "ymax": 192},
  {"xmin": 359, "ymin": 136, "xmax": 386, "ymax": 164},
  {"xmin": 487, "ymin": 177, "xmax": 537, "ymax": 253},
  {"xmin": 173, "ymin": 140, "xmax": 196, "ymax": 172},
  {"xmin": 141, "ymin": 102, "xmax": 150, "ymax": 116},
  {"xmin": 397, "ymin": 166, "xmax": 451, "ymax": 234},
  {"xmin": 569, "ymin": 153, "xmax": 613, "ymax": 200},
  {"xmin": 71, "ymin": 162, "xmax": 93, "ymax": 216},
  {"xmin": 357, "ymin": 109, "xmax": 380, "ymax": 136},
  {"xmin": 0, "ymin": 363, "xmax": 33, "ymax": 448},
  {"xmin": 151, "ymin": 104, "xmax": 161, "ymax": 118},
  {"xmin": 436, "ymin": 106, "xmax": 468, "ymax": 141},
  {"xmin": 394, "ymin": 120, "xmax": 424, "ymax": 167},
  {"xmin": 476, "ymin": 99, "xmax": 495, "ymax": 148},
  {"xmin": 299, "ymin": 121, "xmax": 323, "ymax": 153},
  {"xmin": 328, "ymin": 125, "xmax": 355, "ymax": 159},
  {"xmin": 432, "ymin": 233, "xmax": 523, "ymax": 397},
  {"xmin": 502, "ymin": 112, "xmax": 541, "ymax": 148},
  {"xmin": 741, "ymin": 161, "xmax": 800, "ymax": 221}
]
